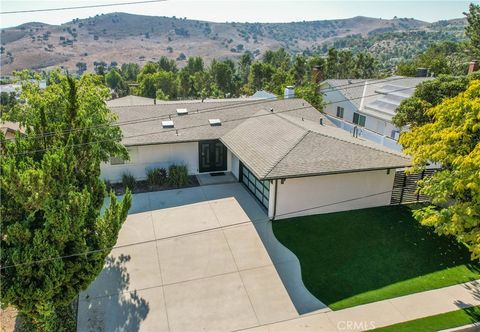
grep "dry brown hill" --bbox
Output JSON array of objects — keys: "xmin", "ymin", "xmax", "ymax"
[{"xmin": 0, "ymin": 13, "xmax": 464, "ymax": 74}]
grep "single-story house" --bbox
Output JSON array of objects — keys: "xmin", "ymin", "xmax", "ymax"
[
  {"xmin": 102, "ymin": 95, "xmax": 410, "ymax": 220},
  {"xmin": 320, "ymin": 76, "xmax": 432, "ymax": 151}
]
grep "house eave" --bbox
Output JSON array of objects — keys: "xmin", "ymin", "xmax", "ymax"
[{"xmin": 262, "ymin": 164, "xmax": 411, "ymax": 181}]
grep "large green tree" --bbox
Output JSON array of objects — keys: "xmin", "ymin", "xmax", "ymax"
[
  {"xmin": 0, "ymin": 72, "xmax": 132, "ymax": 330},
  {"xmin": 393, "ymin": 73, "xmax": 480, "ymax": 128},
  {"xmin": 465, "ymin": 2, "xmax": 480, "ymax": 55},
  {"xmin": 399, "ymin": 80, "xmax": 480, "ymax": 259}
]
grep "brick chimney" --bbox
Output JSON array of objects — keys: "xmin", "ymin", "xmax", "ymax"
[
  {"xmin": 468, "ymin": 60, "xmax": 479, "ymax": 74},
  {"xmin": 312, "ymin": 65, "xmax": 323, "ymax": 84}
]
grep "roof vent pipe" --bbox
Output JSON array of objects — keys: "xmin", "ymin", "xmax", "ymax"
[
  {"xmin": 320, "ymin": 118, "xmax": 323, "ymax": 125},
  {"xmin": 154, "ymin": 99, "xmax": 156, "ymax": 105},
  {"xmin": 284, "ymin": 86, "xmax": 295, "ymax": 99}
]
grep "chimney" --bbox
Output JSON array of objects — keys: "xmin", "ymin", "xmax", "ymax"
[
  {"xmin": 415, "ymin": 68, "xmax": 429, "ymax": 77},
  {"xmin": 312, "ymin": 65, "xmax": 323, "ymax": 84},
  {"xmin": 468, "ymin": 60, "xmax": 479, "ymax": 74},
  {"xmin": 284, "ymin": 86, "xmax": 295, "ymax": 99}
]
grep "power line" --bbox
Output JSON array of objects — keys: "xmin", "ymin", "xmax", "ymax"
[
  {"xmin": 6, "ymin": 82, "xmax": 414, "ymax": 157},
  {"xmin": 4, "ymin": 81, "xmax": 416, "ymax": 150},
  {"xmin": 0, "ymin": 0, "xmax": 167, "ymax": 15},
  {"xmin": 0, "ymin": 188, "xmax": 397, "ymax": 271},
  {"xmin": 5, "ymin": 75, "xmax": 413, "ymax": 143}
]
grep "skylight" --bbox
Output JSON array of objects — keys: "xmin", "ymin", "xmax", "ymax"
[
  {"xmin": 209, "ymin": 119, "xmax": 221, "ymax": 126},
  {"xmin": 162, "ymin": 120, "xmax": 174, "ymax": 128},
  {"xmin": 176, "ymin": 108, "xmax": 188, "ymax": 115}
]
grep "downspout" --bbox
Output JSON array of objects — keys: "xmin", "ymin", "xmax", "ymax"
[{"xmin": 272, "ymin": 179, "xmax": 278, "ymax": 221}]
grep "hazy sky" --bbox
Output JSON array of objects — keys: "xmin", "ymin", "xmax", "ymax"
[{"xmin": 0, "ymin": 0, "xmax": 474, "ymax": 28}]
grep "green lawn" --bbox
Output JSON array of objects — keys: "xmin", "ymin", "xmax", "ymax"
[
  {"xmin": 273, "ymin": 205, "xmax": 480, "ymax": 310},
  {"xmin": 374, "ymin": 306, "xmax": 480, "ymax": 331}
]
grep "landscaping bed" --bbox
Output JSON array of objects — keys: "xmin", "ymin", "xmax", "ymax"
[
  {"xmin": 109, "ymin": 175, "xmax": 199, "ymax": 195},
  {"xmin": 273, "ymin": 205, "xmax": 480, "ymax": 310},
  {"xmin": 108, "ymin": 164, "xmax": 199, "ymax": 195}
]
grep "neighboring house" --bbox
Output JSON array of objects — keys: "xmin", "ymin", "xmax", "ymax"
[
  {"xmin": 0, "ymin": 121, "xmax": 24, "ymax": 139},
  {"xmin": 0, "ymin": 80, "xmax": 47, "ymax": 95},
  {"xmin": 320, "ymin": 76, "xmax": 432, "ymax": 151},
  {"xmin": 251, "ymin": 90, "xmax": 278, "ymax": 100},
  {"xmin": 102, "ymin": 95, "xmax": 410, "ymax": 219}
]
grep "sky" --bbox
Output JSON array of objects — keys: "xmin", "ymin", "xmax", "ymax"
[{"xmin": 0, "ymin": 0, "xmax": 475, "ymax": 28}]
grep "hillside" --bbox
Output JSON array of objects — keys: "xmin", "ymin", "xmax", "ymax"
[{"xmin": 0, "ymin": 13, "xmax": 466, "ymax": 74}]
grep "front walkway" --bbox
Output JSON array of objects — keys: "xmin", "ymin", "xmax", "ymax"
[
  {"xmin": 240, "ymin": 280, "xmax": 480, "ymax": 331},
  {"xmin": 77, "ymin": 183, "xmax": 314, "ymax": 331}
]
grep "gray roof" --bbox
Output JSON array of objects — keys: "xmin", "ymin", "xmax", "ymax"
[
  {"xmin": 106, "ymin": 95, "xmax": 157, "ymax": 107},
  {"xmin": 322, "ymin": 76, "xmax": 433, "ymax": 120},
  {"xmin": 110, "ymin": 95, "xmax": 410, "ymax": 179},
  {"xmin": 110, "ymin": 97, "xmax": 325, "ymax": 146},
  {"xmin": 221, "ymin": 112, "xmax": 410, "ymax": 180},
  {"xmin": 251, "ymin": 90, "xmax": 278, "ymax": 100}
]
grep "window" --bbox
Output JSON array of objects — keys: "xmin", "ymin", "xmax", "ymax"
[
  {"xmin": 336, "ymin": 106, "xmax": 344, "ymax": 118},
  {"xmin": 353, "ymin": 112, "xmax": 366, "ymax": 127},
  {"xmin": 391, "ymin": 130, "xmax": 400, "ymax": 140}
]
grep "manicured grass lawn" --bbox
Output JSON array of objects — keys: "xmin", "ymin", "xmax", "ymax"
[
  {"xmin": 273, "ymin": 205, "xmax": 480, "ymax": 310},
  {"xmin": 374, "ymin": 306, "xmax": 480, "ymax": 331}
]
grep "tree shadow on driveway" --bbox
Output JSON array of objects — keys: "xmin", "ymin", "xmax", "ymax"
[{"xmin": 78, "ymin": 254, "xmax": 150, "ymax": 332}]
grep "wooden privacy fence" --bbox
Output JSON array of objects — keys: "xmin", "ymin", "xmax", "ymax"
[{"xmin": 390, "ymin": 169, "xmax": 436, "ymax": 205}]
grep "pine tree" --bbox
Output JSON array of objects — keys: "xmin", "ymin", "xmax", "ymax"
[{"xmin": 0, "ymin": 71, "xmax": 132, "ymax": 330}]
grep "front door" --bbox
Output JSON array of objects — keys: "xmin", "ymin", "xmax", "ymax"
[{"xmin": 199, "ymin": 140, "xmax": 227, "ymax": 173}]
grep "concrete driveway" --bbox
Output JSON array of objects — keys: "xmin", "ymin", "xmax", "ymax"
[{"xmin": 77, "ymin": 183, "xmax": 299, "ymax": 332}]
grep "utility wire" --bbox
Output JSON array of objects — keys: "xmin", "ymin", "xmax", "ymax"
[
  {"xmin": 0, "ymin": 0, "xmax": 167, "ymax": 15},
  {"xmin": 0, "ymin": 188, "xmax": 397, "ymax": 271},
  {"xmin": 5, "ymin": 75, "xmax": 414, "ymax": 143},
  {"xmin": 5, "ymin": 83, "xmax": 414, "ymax": 157},
  {"xmin": 4, "ymin": 82, "xmax": 416, "ymax": 149}
]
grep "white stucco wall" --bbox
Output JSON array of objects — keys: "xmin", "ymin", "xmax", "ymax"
[
  {"xmin": 323, "ymin": 88, "xmax": 357, "ymax": 124},
  {"xmin": 230, "ymin": 152, "xmax": 240, "ymax": 180},
  {"xmin": 101, "ymin": 142, "xmax": 199, "ymax": 182},
  {"xmin": 273, "ymin": 169, "xmax": 395, "ymax": 219}
]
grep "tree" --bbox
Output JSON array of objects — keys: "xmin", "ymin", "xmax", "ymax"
[
  {"xmin": 245, "ymin": 61, "xmax": 275, "ymax": 94},
  {"xmin": 158, "ymin": 56, "xmax": 178, "ymax": 73},
  {"xmin": 393, "ymin": 74, "xmax": 479, "ymax": 128},
  {"xmin": 399, "ymin": 80, "xmax": 480, "ymax": 259},
  {"xmin": 210, "ymin": 60, "xmax": 236, "ymax": 96},
  {"xmin": 93, "ymin": 61, "xmax": 107, "ymax": 75},
  {"xmin": 465, "ymin": 3, "xmax": 480, "ymax": 55},
  {"xmin": 121, "ymin": 63, "xmax": 140, "ymax": 82},
  {"xmin": 0, "ymin": 91, "xmax": 17, "ymax": 119},
  {"xmin": 75, "ymin": 62, "xmax": 87, "ymax": 76},
  {"xmin": 105, "ymin": 68, "xmax": 129, "ymax": 97},
  {"xmin": 295, "ymin": 82, "xmax": 324, "ymax": 111},
  {"xmin": 0, "ymin": 72, "xmax": 132, "ymax": 329}
]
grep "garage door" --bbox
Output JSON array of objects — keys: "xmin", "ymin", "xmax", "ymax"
[{"xmin": 240, "ymin": 162, "xmax": 269, "ymax": 209}]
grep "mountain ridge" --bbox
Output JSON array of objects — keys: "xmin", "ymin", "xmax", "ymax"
[{"xmin": 0, "ymin": 12, "xmax": 466, "ymax": 74}]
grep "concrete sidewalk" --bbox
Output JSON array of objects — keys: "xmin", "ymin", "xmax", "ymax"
[{"xmin": 240, "ymin": 280, "xmax": 480, "ymax": 331}]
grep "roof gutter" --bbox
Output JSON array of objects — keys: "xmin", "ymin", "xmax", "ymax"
[{"xmin": 262, "ymin": 164, "xmax": 411, "ymax": 181}]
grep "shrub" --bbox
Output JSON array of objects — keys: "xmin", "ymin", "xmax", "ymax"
[
  {"xmin": 146, "ymin": 167, "xmax": 167, "ymax": 186},
  {"xmin": 121, "ymin": 172, "xmax": 136, "ymax": 190},
  {"xmin": 168, "ymin": 164, "xmax": 188, "ymax": 187}
]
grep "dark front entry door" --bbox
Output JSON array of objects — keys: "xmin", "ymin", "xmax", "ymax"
[{"xmin": 199, "ymin": 140, "xmax": 227, "ymax": 173}]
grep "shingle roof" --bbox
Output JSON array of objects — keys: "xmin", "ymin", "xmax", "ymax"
[
  {"xmin": 221, "ymin": 112, "xmax": 410, "ymax": 180},
  {"xmin": 111, "ymin": 98, "xmax": 325, "ymax": 146},
  {"xmin": 110, "ymin": 96, "xmax": 410, "ymax": 178},
  {"xmin": 106, "ymin": 95, "xmax": 157, "ymax": 107}
]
